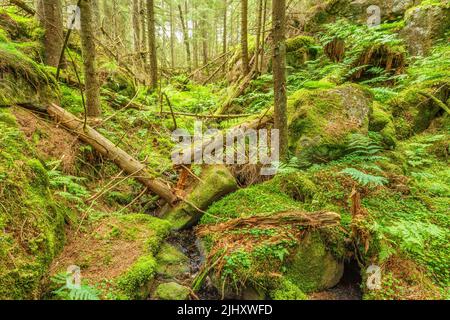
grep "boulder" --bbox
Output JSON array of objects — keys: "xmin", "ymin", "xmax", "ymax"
[
  {"xmin": 401, "ymin": 2, "xmax": 450, "ymax": 56},
  {"xmin": 154, "ymin": 282, "xmax": 190, "ymax": 300},
  {"xmin": 155, "ymin": 243, "xmax": 190, "ymax": 280},
  {"xmin": 284, "ymin": 232, "xmax": 344, "ymax": 293},
  {"xmin": 288, "ymin": 84, "xmax": 373, "ymax": 163}
]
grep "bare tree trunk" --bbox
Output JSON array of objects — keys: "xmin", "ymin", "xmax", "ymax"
[
  {"xmin": 240, "ymin": 0, "xmax": 249, "ymax": 75},
  {"xmin": 132, "ymin": 0, "xmax": 143, "ymax": 73},
  {"xmin": 272, "ymin": 0, "xmax": 288, "ymax": 160},
  {"xmin": 36, "ymin": 0, "xmax": 64, "ymax": 68},
  {"xmin": 80, "ymin": 0, "xmax": 101, "ymax": 117},
  {"xmin": 178, "ymin": 4, "xmax": 191, "ymax": 71},
  {"xmin": 169, "ymin": 1, "xmax": 175, "ymax": 69},
  {"xmin": 193, "ymin": 21, "xmax": 199, "ymax": 69},
  {"xmin": 140, "ymin": 0, "xmax": 147, "ymax": 69},
  {"xmin": 255, "ymin": 0, "xmax": 263, "ymax": 74},
  {"xmin": 222, "ymin": 0, "xmax": 227, "ymax": 72},
  {"xmin": 260, "ymin": 0, "xmax": 268, "ymax": 71},
  {"xmin": 201, "ymin": 12, "xmax": 208, "ymax": 69},
  {"xmin": 147, "ymin": 0, "xmax": 158, "ymax": 89}
]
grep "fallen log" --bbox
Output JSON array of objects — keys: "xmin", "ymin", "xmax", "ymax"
[
  {"xmin": 196, "ymin": 211, "xmax": 341, "ymax": 236},
  {"xmin": 215, "ymin": 69, "xmax": 257, "ymax": 115},
  {"xmin": 46, "ymin": 103, "xmax": 178, "ymax": 205},
  {"xmin": 177, "ymin": 107, "xmax": 274, "ymax": 163},
  {"xmin": 9, "ymin": 0, "xmax": 35, "ymax": 15}
]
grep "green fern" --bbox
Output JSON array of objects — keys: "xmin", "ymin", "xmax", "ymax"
[
  {"xmin": 51, "ymin": 272, "xmax": 100, "ymax": 301},
  {"xmin": 341, "ymin": 168, "xmax": 388, "ymax": 187}
]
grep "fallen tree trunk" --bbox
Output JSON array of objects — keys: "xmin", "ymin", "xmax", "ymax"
[
  {"xmin": 197, "ymin": 211, "xmax": 341, "ymax": 236},
  {"xmin": 46, "ymin": 103, "xmax": 178, "ymax": 205},
  {"xmin": 177, "ymin": 107, "xmax": 274, "ymax": 163},
  {"xmin": 215, "ymin": 69, "xmax": 257, "ymax": 115},
  {"xmin": 9, "ymin": 0, "xmax": 35, "ymax": 15}
]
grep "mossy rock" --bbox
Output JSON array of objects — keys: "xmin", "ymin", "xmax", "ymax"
[
  {"xmin": 390, "ymin": 85, "xmax": 448, "ymax": 138},
  {"xmin": 155, "ymin": 243, "xmax": 190, "ymax": 280},
  {"xmin": 369, "ymin": 102, "xmax": 397, "ymax": 148},
  {"xmin": 0, "ymin": 109, "xmax": 68, "ymax": 299},
  {"xmin": 285, "ymin": 232, "xmax": 344, "ymax": 293},
  {"xmin": 163, "ymin": 165, "xmax": 238, "ymax": 229},
  {"xmin": 285, "ymin": 35, "xmax": 319, "ymax": 69},
  {"xmin": 288, "ymin": 84, "xmax": 373, "ymax": 163},
  {"xmin": 270, "ymin": 278, "xmax": 308, "ymax": 300},
  {"xmin": 402, "ymin": 2, "xmax": 450, "ymax": 56},
  {"xmin": 154, "ymin": 282, "xmax": 190, "ymax": 300}
]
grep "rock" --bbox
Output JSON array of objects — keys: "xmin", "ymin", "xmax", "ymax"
[
  {"xmin": 285, "ymin": 232, "xmax": 344, "ymax": 293},
  {"xmin": 163, "ymin": 165, "xmax": 238, "ymax": 229},
  {"xmin": 288, "ymin": 84, "xmax": 372, "ymax": 163},
  {"xmin": 390, "ymin": 85, "xmax": 448, "ymax": 138},
  {"xmin": 401, "ymin": 2, "xmax": 450, "ymax": 56},
  {"xmin": 154, "ymin": 282, "xmax": 190, "ymax": 300},
  {"xmin": 270, "ymin": 278, "xmax": 308, "ymax": 300},
  {"xmin": 369, "ymin": 102, "xmax": 397, "ymax": 148},
  {"xmin": 286, "ymin": 35, "xmax": 319, "ymax": 70},
  {"xmin": 155, "ymin": 243, "xmax": 190, "ymax": 280}
]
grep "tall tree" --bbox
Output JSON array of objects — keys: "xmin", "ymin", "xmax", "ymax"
[
  {"xmin": 147, "ymin": 0, "xmax": 158, "ymax": 88},
  {"xmin": 240, "ymin": 0, "xmax": 249, "ymax": 75},
  {"xmin": 169, "ymin": 1, "xmax": 175, "ymax": 68},
  {"xmin": 36, "ymin": 0, "xmax": 64, "ymax": 68},
  {"xmin": 255, "ymin": 0, "xmax": 263, "ymax": 74},
  {"xmin": 222, "ymin": 0, "xmax": 227, "ymax": 72},
  {"xmin": 272, "ymin": 0, "xmax": 288, "ymax": 160},
  {"xmin": 80, "ymin": 0, "xmax": 101, "ymax": 117},
  {"xmin": 178, "ymin": 3, "xmax": 191, "ymax": 71}
]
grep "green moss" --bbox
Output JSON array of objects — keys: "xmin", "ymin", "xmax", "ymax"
[
  {"xmin": 270, "ymin": 278, "xmax": 308, "ymax": 300},
  {"xmin": 285, "ymin": 232, "xmax": 344, "ymax": 293},
  {"xmin": 288, "ymin": 84, "xmax": 372, "ymax": 163},
  {"xmin": 115, "ymin": 255, "xmax": 157, "ymax": 300},
  {"xmin": 156, "ymin": 243, "xmax": 190, "ymax": 279},
  {"xmin": 154, "ymin": 282, "xmax": 190, "ymax": 300},
  {"xmin": 285, "ymin": 35, "xmax": 319, "ymax": 69},
  {"xmin": 369, "ymin": 103, "xmax": 397, "ymax": 148},
  {"xmin": 0, "ymin": 109, "xmax": 69, "ymax": 299},
  {"xmin": 164, "ymin": 165, "xmax": 238, "ymax": 229}
]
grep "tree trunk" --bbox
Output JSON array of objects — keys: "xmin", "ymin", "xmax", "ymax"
[
  {"xmin": 80, "ymin": 0, "xmax": 101, "ymax": 117},
  {"xmin": 178, "ymin": 4, "xmax": 191, "ymax": 71},
  {"xmin": 240, "ymin": 0, "xmax": 250, "ymax": 75},
  {"xmin": 222, "ymin": 0, "xmax": 227, "ymax": 72},
  {"xmin": 147, "ymin": 0, "xmax": 158, "ymax": 89},
  {"xmin": 260, "ymin": 0, "xmax": 268, "ymax": 71},
  {"xmin": 255, "ymin": 0, "xmax": 263, "ymax": 74},
  {"xmin": 272, "ymin": 0, "xmax": 288, "ymax": 160},
  {"xmin": 132, "ymin": 0, "xmax": 141, "ymax": 55},
  {"xmin": 36, "ymin": 0, "xmax": 64, "ymax": 68},
  {"xmin": 169, "ymin": 1, "xmax": 175, "ymax": 69},
  {"xmin": 46, "ymin": 103, "xmax": 178, "ymax": 205}
]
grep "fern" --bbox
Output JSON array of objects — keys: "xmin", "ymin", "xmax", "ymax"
[
  {"xmin": 51, "ymin": 272, "xmax": 100, "ymax": 301},
  {"xmin": 341, "ymin": 168, "xmax": 388, "ymax": 187},
  {"xmin": 345, "ymin": 134, "xmax": 383, "ymax": 158},
  {"xmin": 47, "ymin": 162, "xmax": 89, "ymax": 203}
]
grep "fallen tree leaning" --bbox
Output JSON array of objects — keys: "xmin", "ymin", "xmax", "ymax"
[{"xmin": 46, "ymin": 103, "xmax": 178, "ymax": 205}]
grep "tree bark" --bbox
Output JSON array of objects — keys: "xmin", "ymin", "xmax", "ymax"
[
  {"xmin": 147, "ymin": 0, "xmax": 158, "ymax": 89},
  {"xmin": 222, "ymin": 0, "xmax": 227, "ymax": 72},
  {"xmin": 178, "ymin": 4, "xmax": 191, "ymax": 71},
  {"xmin": 80, "ymin": 0, "xmax": 101, "ymax": 117},
  {"xmin": 240, "ymin": 0, "xmax": 250, "ymax": 75},
  {"xmin": 46, "ymin": 103, "xmax": 178, "ymax": 205},
  {"xmin": 255, "ymin": 0, "xmax": 263, "ymax": 74},
  {"xmin": 36, "ymin": 0, "xmax": 64, "ymax": 68},
  {"xmin": 272, "ymin": 0, "xmax": 288, "ymax": 160},
  {"xmin": 169, "ymin": 1, "xmax": 175, "ymax": 68}
]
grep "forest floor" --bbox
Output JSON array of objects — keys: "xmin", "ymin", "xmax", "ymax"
[{"xmin": 0, "ymin": 2, "xmax": 449, "ymax": 300}]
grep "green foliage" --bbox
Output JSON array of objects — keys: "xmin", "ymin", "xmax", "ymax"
[
  {"xmin": 51, "ymin": 272, "xmax": 100, "ymax": 301},
  {"xmin": 47, "ymin": 162, "xmax": 89, "ymax": 204},
  {"xmin": 340, "ymin": 168, "xmax": 388, "ymax": 187}
]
